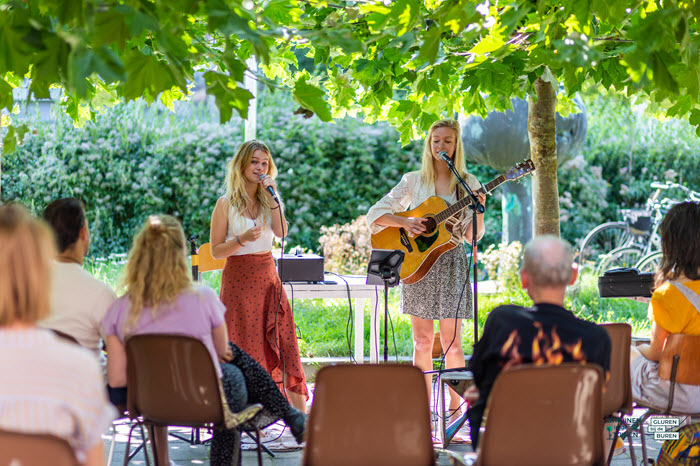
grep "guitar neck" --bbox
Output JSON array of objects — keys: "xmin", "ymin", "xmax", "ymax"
[{"xmin": 434, "ymin": 175, "xmax": 507, "ymax": 224}]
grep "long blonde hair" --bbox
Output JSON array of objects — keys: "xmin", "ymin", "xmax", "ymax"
[
  {"xmin": 420, "ymin": 119, "xmax": 469, "ymax": 194},
  {"xmin": 0, "ymin": 203, "xmax": 55, "ymax": 326},
  {"xmin": 225, "ymin": 140, "xmax": 279, "ymax": 224},
  {"xmin": 121, "ymin": 215, "xmax": 191, "ymax": 332}
]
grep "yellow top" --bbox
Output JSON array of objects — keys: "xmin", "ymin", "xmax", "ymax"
[{"xmin": 650, "ymin": 279, "xmax": 700, "ymax": 335}]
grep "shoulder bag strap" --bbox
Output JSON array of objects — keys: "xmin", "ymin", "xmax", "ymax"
[{"xmin": 669, "ymin": 281, "xmax": 700, "ymax": 315}]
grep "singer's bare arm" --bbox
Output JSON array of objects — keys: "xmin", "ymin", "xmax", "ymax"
[
  {"xmin": 210, "ymin": 196, "xmax": 262, "ymax": 259},
  {"xmin": 373, "ymin": 214, "xmax": 427, "ymax": 236}
]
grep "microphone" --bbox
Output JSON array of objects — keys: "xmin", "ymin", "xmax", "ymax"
[
  {"xmin": 438, "ymin": 151, "xmax": 454, "ymax": 165},
  {"xmin": 259, "ymin": 175, "xmax": 279, "ymax": 202}
]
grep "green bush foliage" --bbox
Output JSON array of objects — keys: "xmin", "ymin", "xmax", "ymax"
[{"xmin": 2, "ymin": 91, "xmax": 425, "ymax": 256}]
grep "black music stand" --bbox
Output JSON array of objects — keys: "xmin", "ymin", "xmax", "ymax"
[{"xmin": 366, "ymin": 249, "xmax": 404, "ymax": 362}]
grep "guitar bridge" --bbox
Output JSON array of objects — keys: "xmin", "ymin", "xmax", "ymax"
[{"xmin": 399, "ymin": 228, "xmax": 414, "ymax": 253}]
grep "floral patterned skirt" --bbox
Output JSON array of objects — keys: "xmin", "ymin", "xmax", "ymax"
[{"xmin": 401, "ymin": 245, "xmax": 473, "ymax": 320}]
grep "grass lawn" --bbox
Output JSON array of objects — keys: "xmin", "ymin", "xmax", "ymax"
[{"xmin": 85, "ymin": 255, "xmax": 650, "ymax": 359}]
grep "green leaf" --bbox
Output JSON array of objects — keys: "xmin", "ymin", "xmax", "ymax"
[
  {"xmin": 688, "ymin": 108, "xmax": 700, "ymax": 127},
  {"xmin": 116, "ymin": 4, "xmax": 159, "ymax": 36},
  {"xmin": 394, "ymin": 0, "xmax": 420, "ymax": 36},
  {"xmin": 293, "ymin": 75, "xmax": 332, "ymax": 122},
  {"xmin": 413, "ymin": 25, "xmax": 441, "ymax": 68},
  {"xmin": 122, "ymin": 52, "xmax": 177, "ymax": 102},
  {"xmin": 2, "ymin": 124, "xmax": 29, "ymax": 155},
  {"xmin": 0, "ymin": 15, "xmax": 34, "ymax": 76},
  {"xmin": 93, "ymin": 11, "xmax": 130, "ymax": 49},
  {"xmin": 0, "ymin": 77, "xmax": 15, "ymax": 111},
  {"xmin": 68, "ymin": 45, "xmax": 124, "ymax": 97},
  {"xmin": 204, "ymin": 70, "xmax": 254, "ymax": 122},
  {"xmin": 650, "ymin": 52, "xmax": 679, "ymax": 94}
]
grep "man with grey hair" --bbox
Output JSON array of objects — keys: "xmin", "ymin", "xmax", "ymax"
[{"xmin": 465, "ymin": 235, "xmax": 611, "ymax": 447}]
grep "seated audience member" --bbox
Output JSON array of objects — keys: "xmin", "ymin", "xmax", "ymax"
[
  {"xmin": 631, "ymin": 201, "xmax": 700, "ymax": 412},
  {"xmin": 465, "ymin": 235, "xmax": 611, "ymax": 447},
  {"xmin": 0, "ymin": 203, "xmax": 116, "ymax": 465},
  {"xmin": 39, "ymin": 198, "xmax": 116, "ymax": 354},
  {"xmin": 103, "ymin": 215, "xmax": 306, "ymax": 466}
]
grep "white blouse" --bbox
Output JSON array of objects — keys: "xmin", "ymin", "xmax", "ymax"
[
  {"xmin": 224, "ymin": 199, "xmax": 276, "ymax": 255},
  {"xmin": 366, "ymin": 170, "xmax": 484, "ymax": 242}
]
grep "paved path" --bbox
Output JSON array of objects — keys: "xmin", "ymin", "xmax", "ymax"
[{"xmin": 104, "ymin": 403, "xmax": 665, "ymax": 465}]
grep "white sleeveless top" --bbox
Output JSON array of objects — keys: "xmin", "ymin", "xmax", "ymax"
[{"xmin": 225, "ymin": 201, "xmax": 276, "ymax": 255}]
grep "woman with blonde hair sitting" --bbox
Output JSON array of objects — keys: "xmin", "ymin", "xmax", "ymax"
[
  {"xmin": 0, "ymin": 203, "xmax": 115, "ymax": 465},
  {"xmin": 103, "ymin": 214, "xmax": 305, "ymax": 466}
]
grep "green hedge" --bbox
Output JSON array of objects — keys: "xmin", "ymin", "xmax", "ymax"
[{"xmin": 1, "ymin": 91, "xmax": 429, "ymax": 256}]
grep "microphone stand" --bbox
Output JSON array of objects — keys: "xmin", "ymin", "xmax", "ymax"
[{"xmin": 441, "ymin": 157, "xmax": 484, "ymax": 342}]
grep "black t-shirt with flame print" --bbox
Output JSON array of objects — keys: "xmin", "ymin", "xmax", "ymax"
[{"xmin": 466, "ymin": 303, "xmax": 611, "ymax": 447}]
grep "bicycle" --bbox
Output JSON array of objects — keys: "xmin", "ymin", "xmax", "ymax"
[
  {"xmin": 594, "ymin": 183, "xmax": 700, "ymax": 274},
  {"xmin": 578, "ymin": 181, "xmax": 698, "ymax": 272}
]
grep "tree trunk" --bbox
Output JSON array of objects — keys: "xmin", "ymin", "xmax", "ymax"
[{"xmin": 527, "ymin": 77, "xmax": 559, "ymax": 236}]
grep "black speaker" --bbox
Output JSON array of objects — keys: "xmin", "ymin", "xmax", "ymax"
[{"xmin": 273, "ymin": 252, "xmax": 325, "ymax": 283}]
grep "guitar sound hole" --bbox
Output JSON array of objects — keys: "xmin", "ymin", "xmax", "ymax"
[{"xmin": 423, "ymin": 217, "xmax": 437, "ymax": 235}]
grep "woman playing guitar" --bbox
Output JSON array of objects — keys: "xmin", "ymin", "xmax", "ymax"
[{"xmin": 367, "ymin": 119, "xmax": 486, "ymax": 421}]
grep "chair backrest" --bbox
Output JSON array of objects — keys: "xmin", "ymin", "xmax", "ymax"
[
  {"xmin": 197, "ymin": 242, "xmax": 226, "ymax": 273},
  {"xmin": 0, "ymin": 429, "xmax": 77, "ymax": 466},
  {"xmin": 303, "ymin": 364, "xmax": 435, "ymax": 466},
  {"xmin": 600, "ymin": 323, "xmax": 633, "ymax": 416},
  {"xmin": 477, "ymin": 363, "xmax": 604, "ymax": 466},
  {"xmin": 658, "ymin": 334, "xmax": 700, "ymax": 386},
  {"xmin": 126, "ymin": 334, "xmax": 225, "ymax": 426}
]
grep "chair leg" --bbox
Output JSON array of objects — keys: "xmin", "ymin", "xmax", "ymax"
[
  {"xmin": 124, "ymin": 422, "xmax": 140, "ymax": 466},
  {"xmin": 147, "ymin": 425, "xmax": 170, "ymax": 466},
  {"xmin": 254, "ymin": 426, "xmax": 263, "ymax": 466},
  {"xmin": 606, "ymin": 420, "xmax": 622, "ymax": 465},
  {"xmin": 107, "ymin": 422, "xmax": 117, "ymax": 465},
  {"xmin": 627, "ymin": 424, "xmax": 636, "ymax": 466},
  {"xmin": 639, "ymin": 421, "xmax": 649, "ymax": 465}
]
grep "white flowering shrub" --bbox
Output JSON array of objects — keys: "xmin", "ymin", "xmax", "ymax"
[
  {"xmin": 480, "ymin": 241, "xmax": 523, "ymax": 292},
  {"xmin": 318, "ymin": 215, "xmax": 372, "ymax": 274}
]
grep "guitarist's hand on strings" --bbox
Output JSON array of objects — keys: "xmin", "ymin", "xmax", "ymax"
[
  {"xmin": 475, "ymin": 192, "xmax": 487, "ymax": 211},
  {"xmin": 402, "ymin": 216, "xmax": 427, "ymax": 237}
]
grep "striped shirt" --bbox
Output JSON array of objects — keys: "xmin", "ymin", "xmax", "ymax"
[{"xmin": 0, "ymin": 327, "xmax": 116, "ymax": 462}]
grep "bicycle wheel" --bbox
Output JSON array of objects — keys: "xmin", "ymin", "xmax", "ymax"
[
  {"xmin": 596, "ymin": 246, "xmax": 643, "ymax": 275},
  {"xmin": 635, "ymin": 251, "xmax": 663, "ymax": 274},
  {"xmin": 577, "ymin": 222, "xmax": 630, "ymax": 270}
]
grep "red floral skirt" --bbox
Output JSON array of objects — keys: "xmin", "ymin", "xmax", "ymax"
[{"xmin": 219, "ymin": 252, "xmax": 308, "ymax": 399}]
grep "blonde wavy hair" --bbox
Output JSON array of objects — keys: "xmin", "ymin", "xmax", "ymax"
[
  {"xmin": 121, "ymin": 215, "xmax": 191, "ymax": 332},
  {"xmin": 225, "ymin": 140, "xmax": 279, "ymax": 224},
  {"xmin": 0, "ymin": 203, "xmax": 55, "ymax": 326},
  {"xmin": 420, "ymin": 119, "xmax": 469, "ymax": 194}
]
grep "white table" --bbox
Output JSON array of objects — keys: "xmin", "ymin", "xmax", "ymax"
[{"xmin": 282, "ymin": 275, "xmax": 383, "ymax": 363}]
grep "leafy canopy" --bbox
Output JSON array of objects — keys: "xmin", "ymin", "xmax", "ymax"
[{"xmin": 2, "ymin": 0, "xmax": 700, "ymax": 152}]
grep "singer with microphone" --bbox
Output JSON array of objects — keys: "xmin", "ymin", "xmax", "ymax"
[
  {"xmin": 210, "ymin": 140, "xmax": 308, "ymax": 414},
  {"xmin": 367, "ymin": 119, "xmax": 486, "ymax": 421}
]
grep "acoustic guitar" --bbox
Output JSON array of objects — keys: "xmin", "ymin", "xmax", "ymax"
[{"xmin": 370, "ymin": 160, "xmax": 535, "ymax": 284}]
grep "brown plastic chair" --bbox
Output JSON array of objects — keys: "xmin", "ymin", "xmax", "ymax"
[
  {"xmin": 302, "ymin": 363, "xmax": 435, "ymax": 466},
  {"xmin": 599, "ymin": 323, "xmax": 636, "ymax": 465},
  {"xmin": 124, "ymin": 334, "xmax": 263, "ymax": 466},
  {"xmin": 635, "ymin": 333, "xmax": 700, "ymax": 465},
  {"xmin": 476, "ymin": 363, "xmax": 605, "ymax": 466},
  {"xmin": 0, "ymin": 429, "xmax": 78, "ymax": 466}
]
